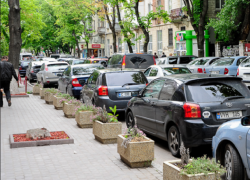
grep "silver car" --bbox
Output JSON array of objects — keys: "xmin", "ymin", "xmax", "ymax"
[
  {"xmin": 144, "ymin": 65, "xmax": 192, "ymax": 82},
  {"xmin": 37, "ymin": 62, "xmax": 68, "ymax": 87},
  {"xmin": 157, "ymin": 55, "xmax": 197, "ymax": 66},
  {"xmin": 238, "ymin": 57, "xmax": 250, "ymax": 88},
  {"xmin": 186, "ymin": 57, "xmax": 219, "ymax": 73}
]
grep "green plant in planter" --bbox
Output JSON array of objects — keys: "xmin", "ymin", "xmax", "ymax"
[
  {"xmin": 90, "ymin": 105, "xmax": 118, "ymax": 123},
  {"xmin": 34, "ymin": 83, "xmax": 39, "ymax": 87},
  {"xmin": 44, "ymin": 88, "xmax": 58, "ymax": 95},
  {"xmin": 74, "ymin": 104, "xmax": 98, "ymax": 115},
  {"xmin": 121, "ymin": 126, "xmax": 146, "ymax": 148},
  {"xmin": 108, "ymin": 106, "xmax": 119, "ymax": 122}
]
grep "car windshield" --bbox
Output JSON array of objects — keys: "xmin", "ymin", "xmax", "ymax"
[
  {"xmin": 73, "ymin": 65, "xmax": 103, "ymax": 75},
  {"xmin": 188, "ymin": 59, "xmax": 210, "ymax": 65},
  {"xmin": 211, "ymin": 58, "xmax": 234, "ymax": 66},
  {"xmin": 106, "ymin": 71, "xmax": 147, "ymax": 86},
  {"xmin": 186, "ymin": 80, "xmax": 250, "ymax": 102},
  {"xmin": 163, "ymin": 67, "xmax": 191, "ymax": 75}
]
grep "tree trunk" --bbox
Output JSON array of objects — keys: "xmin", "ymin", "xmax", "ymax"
[
  {"xmin": 116, "ymin": 3, "xmax": 133, "ymax": 53},
  {"xmin": 240, "ymin": 3, "xmax": 250, "ymax": 40},
  {"xmin": 86, "ymin": 42, "xmax": 89, "ymax": 57},
  {"xmin": 8, "ymin": 0, "xmax": 22, "ymax": 69}
]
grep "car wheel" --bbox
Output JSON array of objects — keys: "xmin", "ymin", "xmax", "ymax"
[
  {"xmin": 126, "ymin": 111, "xmax": 135, "ymax": 128},
  {"xmin": 224, "ymin": 144, "xmax": 244, "ymax": 180},
  {"xmin": 168, "ymin": 125, "xmax": 181, "ymax": 157}
]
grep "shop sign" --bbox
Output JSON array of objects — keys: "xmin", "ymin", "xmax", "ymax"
[
  {"xmin": 245, "ymin": 43, "xmax": 250, "ymax": 52},
  {"xmin": 92, "ymin": 44, "xmax": 101, "ymax": 48},
  {"xmin": 176, "ymin": 33, "xmax": 184, "ymax": 41}
]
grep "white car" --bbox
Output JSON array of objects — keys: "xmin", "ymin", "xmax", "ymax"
[
  {"xmin": 37, "ymin": 57, "xmax": 57, "ymax": 62},
  {"xmin": 238, "ymin": 57, "xmax": 250, "ymax": 88},
  {"xmin": 144, "ymin": 65, "xmax": 192, "ymax": 82},
  {"xmin": 186, "ymin": 57, "xmax": 219, "ymax": 73},
  {"xmin": 36, "ymin": 62, "xmax": 68, "ymax": 87}
]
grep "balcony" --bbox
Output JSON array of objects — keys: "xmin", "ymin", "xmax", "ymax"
[
  {"xmin": 98, "ymin": 27, "xmax": 105, "ymax": 35},
  {"xmin": 115, "ymin": 23, "xmax": 121, "ymax": 32},
  {"xmin": 170, "ymin": 8, "xmax": 188, "ymax": 23}
]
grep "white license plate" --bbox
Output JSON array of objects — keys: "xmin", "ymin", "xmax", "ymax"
[
  {"xmin": 216, "ymin": 111, "xmax": 242, "ymax": 119},
  {"xmin": 244, "ymin": 74, "xmax": 250, "ymax": 78},
  {"xmin": 118, "ymin": 92, "xmax": 131, "ymax": 97},
  {"xmin": 211, "ymin": 71, "xmax": 219, "ymax": 74}
]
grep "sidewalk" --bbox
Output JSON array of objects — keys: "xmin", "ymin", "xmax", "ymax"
[{"xmin": 1, "ymin": 95, "xmax": 163, "ymax": 180}]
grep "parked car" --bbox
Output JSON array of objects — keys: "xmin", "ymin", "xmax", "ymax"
[
  {"xmin": 58, "ymin": 64, "xmax": 104, "ymax": 99},
  {"xmin": 186, "ymin": 57, "xmax": 219, "ymax": 73},
  {"xmin": 157, "ymin": 55, "xmax": 198, "ymax": 66},
  {"xmin": 20, "ymin": 53, "xmax": 32, "ymax": 60},
  {"xmin": 213, "ymin": 116, "xmax": 250, "ymax": 180},
  {"xmin": 83, "ymin": 58, "xmax": 108, "ymax": 67},
  {"xmin": 237, "ymin": 57, "xmax": 250, "ymax": 88},
  {"xmin": 107, "ymin": 53, "xmax": 156, "ymax": 70},
  {"xmin": 80, "ymin": 69, "xmax": 148, "ymax": 112},
  {"xmin": 125, "ymin": 74, "xmax": 250, "ymax": 157},
  {"xmin": 19, "ymin": 61, "xmax": 31, "ymax": 77},
  {"xmin": 144, "ymin": 65, "xmax": 192, "ymax": 82},
  {"xmin": 26, "ymin": 61, "xmax": 44, "ymax": 82},
  {"xmin": 205, "ymin": 56, "xmax": 247, "ymax": 76},
  {"xmin": 37, "ymin": 62, "xmax": 68, "ymax": 87}
]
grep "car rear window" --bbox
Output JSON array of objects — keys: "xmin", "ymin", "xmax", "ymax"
[
  {"xmin": 22, "ymin": 61, "xmax": 30, "ymax": 66},
  {"xmin": 125, "ymin": 55, "xmax": 155, "ymax": 69},
  {"xmin": 73, "ymin": 60, "xmax": 85, "ymax": 65},
  {"xmin": 47, "ymin": 64, "xmax": 68, "ymax": 70},
  {"xmin": 163, "ymin": 67, "xmax": 191, "ymax": 75},
  {"xmin": 241, "ymin": 58, "xmax": 250, "ymax": 67},
  {"xmin": 72, "ymin": 65, "xmax": 103, "ymax": 75},
  {"xmin": 106, "ymin": 71, "xmax": 147, "ymax": 86},
  {"xmin": 211, "ymin": 58, "xmax": 234, "ymax": 66},
  {"xmin": 33, "ymin": 65, "xmax": 41, "ymax": 69},
  {"xmin": 188, "ymin": 59, "xmax": 209, "ymax": 65},
  {"xmin": 186, "ymin": 80, "xmax": 250, "ymax": 102}
]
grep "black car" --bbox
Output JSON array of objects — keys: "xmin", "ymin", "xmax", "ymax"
[
  {"xmin": 107, "ymin": 53, "xmax": 156, "ymax": 70},
  {"xmin": 19, "ymin": 61, "xmax": 31, "ymax": 77},
  {"xmin": 80, "ymin": 69, "xmax": 148, "ymax": 113},
  {"xmin": 125, "ymin": 74, "xmax": 250, "ymax": 157},
  {"xmin": 26, "ymin": 61, "xmax": 43, "ymax": 82}
]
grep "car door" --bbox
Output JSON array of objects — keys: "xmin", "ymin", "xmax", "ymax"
[
  {"xmin": 134, "ymin": 78, "xmax": 165, "ymax": 134},
  {"xmin": 154, "ymin": 80, "xmax": 182, "ymax": 138},
  {"xmin": 37, "ymin": 63, "xmax": 44, "ymax": 82}
]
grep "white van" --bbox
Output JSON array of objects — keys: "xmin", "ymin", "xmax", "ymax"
[{"xmin": 20, "ymin": 53, "xmax": 32, "ymax": 60}]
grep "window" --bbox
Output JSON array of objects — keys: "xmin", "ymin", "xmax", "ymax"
[
  {"xmin": 169, "ymin": 57, "xmax": 178, "ymax": 64},
  {"xmin": 168, "ymin": 29, "xmax": 173, "ymax": 46},
  {"xmin": 148, "ymin": 3, "xmax": 151, "ymax": 12},
  {"xmin": 88, "ymin": 71, "xmax": 100, "ymax": 88},
  {"xmin": 211, "ymin": 58, "xmax": 235, "ymax": 66},
  {"xmin": 132, "ymin": 37, "xmax": 136, "ymax": 53},
  {"xmin": 149, "ymin": 67, "xmax": 158, "ymax": 77},
  {"xmin": 140, "ymin": 39, "xmax": 144, "ymax": 53},
  {"xmin": 172, "ymin": 84, "xmax": 185, "ymax": 101},
  {"xmin": 157, "ymin": 30, "xmax": 162, "ymax": 56},
  {"xmin": 241, "ymin": 58, "xmax": 250, "ymax": 67},
  {"xmin": 107, "ymin": 39, "xmax": 110, "ymax": 56},
  {"xmin": 159, "ymin": 80, "xmax": 176, "ymax": 100},
  {"xmin": 157, "ymin": 0, "xmax": 161, "ymax": 7},
  {"xmin": 168, "ymin": 0, "xmax": 172, "ymax": 12},
  {"xmin": 148, "ymin": 35, "xmax": 152, "ymax": 55},
  {"xmin": 63, "ymin": 67, "xmax": 71, "ymax": 76},
  {"xmin": 118, "ymin": 38, "xmax": 122, "ymax": 53},
  {"xmin": 143, "ymin": 79, "xmax": 165, "ymax": 98},
  {"xmin": 144, "ymin": 68, "xmax": 151, "ymax": 76},
  {"xmin": 216, "ymin": 0, "xmax": 225, "ymax": 9},
  {"xmin": 181, "ymin": 26, "xmax": 186, "ymax": 31},
  {"xmin": 237, "ymin": 58, "xmax": 246, "ymax": 66},
  {"xmin": 180, "ymin": 57, "xmax": 192, "ymax": 64},
  {"xmin": 163, "ymin": 67, "xmax": 191, "ymax": 75}
]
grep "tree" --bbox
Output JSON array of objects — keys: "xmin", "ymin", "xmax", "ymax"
[
  {"xmin": 183, "ymin": 0, "xmax": 208, "ymax": 57},
  {"xmin": 207, "ymin": 0, "xmax": 250, "ymax": 43}
]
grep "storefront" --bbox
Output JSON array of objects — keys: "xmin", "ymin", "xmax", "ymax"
[
  {"xmin": 80, "ymin": 44, "xmax": 105, "ymax": 58},
  {"xmin": 174, "ymin": 30, "xmax": 210, "ymax": 57}
]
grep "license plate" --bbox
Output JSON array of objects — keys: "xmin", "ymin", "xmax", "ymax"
[
  {"xmin": 244, "ymin": 74, "xmax": 250, "ymax": 78},
  {"xmin": 118, "ymin": 92, "xmax": 131, "ymax": 97},
  {"xmin": 211, "ymin": 71, "xmax": 219, "ymax": 74},
  {"xmin": 216, "ymin": 111, "xmax": 242, "ymax": 119}
]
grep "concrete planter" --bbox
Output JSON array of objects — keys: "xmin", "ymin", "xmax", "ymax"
[
  {"xmin": 63, "ymin": 103, "xmax": 76, "ymax": 118},
  {"xmin": 44, "ymin": 92, "xmax": 53, "ymax": 104},
  {"xmin": 117, "ymin": 134, "xmax": 154, "ymax": 168},
  {"xmin": 32, "ymin": 86, "xmax": 40, "ymax": 95},
  {"xmin": 53, "ymin": 96, "xmax": 63, "ymax": 110},
  {"xmin": 93, "ymin": 121, "xmax": 122, "ymax": 144},
  {"xmin": 39, "ymin": 88, "xmax": 47, "ymax": 99},
  {"xmin": 75, "ymin": 111, "xmax": 93, "ymax": 128},
  {"xmin": 163, "ymin": 160, "xmax": 220, "ymax": 180}
]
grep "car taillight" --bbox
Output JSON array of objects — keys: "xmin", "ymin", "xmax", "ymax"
[
  {"xmin": 146, "ymin": 83, "xmax": 148, "ymax": 86},
  {"xmin": 197, "ymin": 68, "xmax": 203, "ymax": 73},
  {"xmin": 204, "ymin": 68, "xmax": 206, "ymax": 74},
  {"xmin": 72, "ymin": 78, "xmax": 82, "ymax": 87},
  {"xmin": 183, "ymin": 103, "xmax": 201, "ymax": 118},
  {"xmin": 45, "ymin": 64, "xmax": 48, "ymax": 71},
  {"xmin": 19, "ymin": 67, "xmax": 22, "ymax": 70},
  {"xmin": 153, "ymin": 56, "xmax": 156, "ymax": 65},
  {"xmin": 31, "ymin": 68, "xmax": 34, "ymax": 73},
  {"xmin": 122, "ymin": 56, "xmax": 126, "ymax": 69},
  {"xmin": 237, "ymin": 68, "xmax": 239, "ymax": 76},
  {"xmin": 224, "ymin": 68, "xmax": 229, "ymax": 74},
  {"xmin": 98, "ymin": 86, "xmax": 108, "ymax": 96}
]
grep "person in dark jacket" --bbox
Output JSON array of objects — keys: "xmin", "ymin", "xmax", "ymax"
[
  {"xmin": 161, "ymin": 52, "xmax": 166, "ymax": 57},
  {"xmin": 0, "ymin": 56, "xmax": 18, "ymax": 107}
]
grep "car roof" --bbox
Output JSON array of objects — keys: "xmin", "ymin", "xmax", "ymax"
[
  {"xmin": 161, "ymin": 74, "xmax": 242, "ymax": 84},
  {"xmin": 152, "ymin": 65, "xmax": 187, "ymax": 68},
  {"xmin": 70, "ymin": 64, "xmax": 102, "ymax": 68},
  {"xmin": 219, "ymin": 56, "xmax": 246, "ymax": 59},
  {"xmin": 95, "ymin": 68, "xmax": 141, "ymax": 73},
  {"xmin": 43, "ymin": 61, "xmax": 68, "ymax": 65},
  {"xmin": 192, "ymin": 57, "xmax": 218, "ymax": 60}
]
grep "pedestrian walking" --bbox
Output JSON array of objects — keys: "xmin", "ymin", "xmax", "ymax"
[
  {"xmin": 244, "ymin": 53, "xmax": 248, "ymax": 56},
  {"xmin": 0, "ymin": 56, "xmax": 18, "ymax": 107},
  {"xmin": 161, "ymin": 52, "xmax": 166, "ymax": 57},
  {"xmin": 154, "ymin": 52, "xmax": 158, "ymax": 59}
]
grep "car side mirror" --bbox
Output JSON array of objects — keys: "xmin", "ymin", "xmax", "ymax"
[{"xmin": 241, "ymin": 116, "xmax": 250, "ymax": 126}]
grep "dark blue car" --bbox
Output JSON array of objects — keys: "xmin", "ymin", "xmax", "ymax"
[
  {"xmin": 58, "ymin": 64, "xmax": 104, "ymax": 99},
  {"xmin": 19, "ymin": 61, "xmax": 31, "ymax": 77}
]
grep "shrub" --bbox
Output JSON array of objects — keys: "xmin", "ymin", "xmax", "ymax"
[{"xmin": 44, "ymin": 88, "xmax": 58, "ymax": 95}]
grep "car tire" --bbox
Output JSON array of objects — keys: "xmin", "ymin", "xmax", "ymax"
[
  {"xmin": 168, "ymin": 125, "xmax": 181, "ymax": 157},
  {"xmin": 224, "ymin": 144, "xmax": 244, "ymax": 180},
  {"xmin": 126, "ymin": 111, "xmax": 135, "ymax": 128}
]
